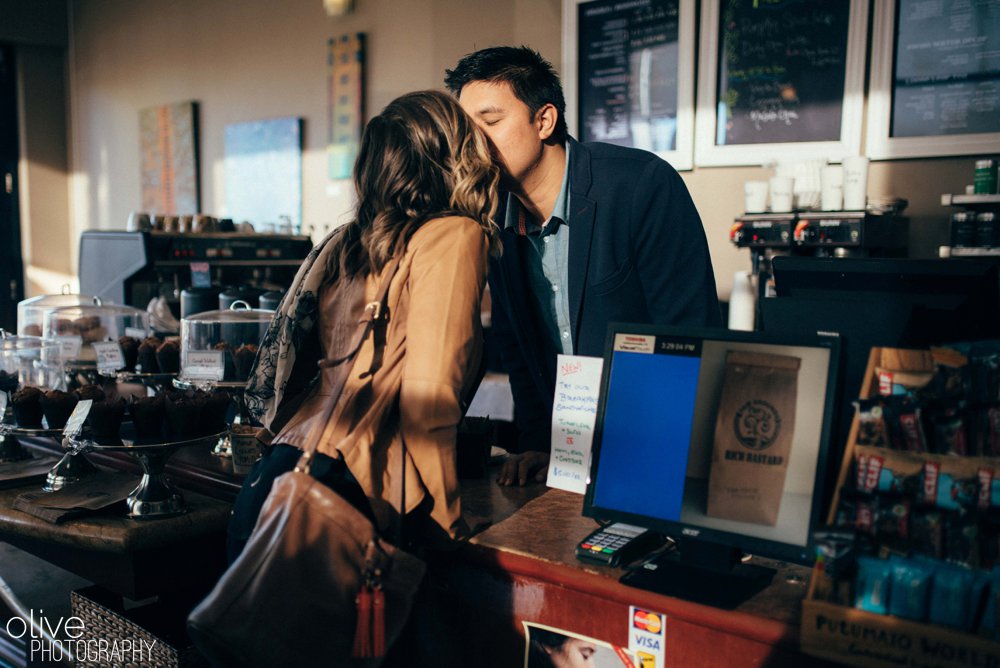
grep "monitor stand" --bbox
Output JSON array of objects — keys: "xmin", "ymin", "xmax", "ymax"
[{"xmin": 619, "ymin": 536, "xmax": 776, "ymax": 610}]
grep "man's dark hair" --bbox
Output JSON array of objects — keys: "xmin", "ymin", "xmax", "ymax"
[{"xmin": 445, "ymin": 46, "xmax": 568, "ymax": 143}]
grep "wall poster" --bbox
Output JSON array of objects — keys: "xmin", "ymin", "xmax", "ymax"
[
  {"xmin": 693, "ymin": 0, "xmax": 868, "ymax": 166},
  {"xmin": 224, "ymin": 117, "xmax": 303, "ymax": 233},
  {"xmin": 139, "ymin": 101, "xmax": 200, "ymax": 215},
  {"xmin": 563, "ymin": 0, "xmax": 695, "ymax": 170},
  {"xmin": 328, "ymin": 33, "xmax": 365, "ymax": 181},
  {"xmin": 867, "ymin": 0, "xmax": 1000, "ymax": 159}
]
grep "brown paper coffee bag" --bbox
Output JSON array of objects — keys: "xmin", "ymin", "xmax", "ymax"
[{"xmin": 706, "ymin": 351, "xmax": 801, "ymax": 526}]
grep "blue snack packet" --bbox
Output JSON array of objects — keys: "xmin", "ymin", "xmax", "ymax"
[
  {"xmin": 929, "ymin": 564, "xmax": 978, "ymax": 630},
  {"xmin": 888, "ymin": 557, "xmax": 933, "ymax": 621},
  {"xmin": 855, "ymin": 556, "xmax": 892, "ymax": 615}
]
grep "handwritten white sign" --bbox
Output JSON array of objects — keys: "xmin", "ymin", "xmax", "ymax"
[
  {"xmin": 184, "ymin": 351, "xmax": 225, "ymax": 381},
  {"xmin": 547, "ymin": 354, "xmax": 604, "ymax": 494},
  {"xmin": 93, "ymin": 341, "xmax": 125, "ymax": 374},
  {"xmin": 124, "ymin": 327, "xmax": 147, "ymax": 340},
  {"xmin": 63, "ymin": 399, "xmax": 92, "ymax": 436},
  {"xmin": 55, "ymin": 335, "xmax": 83, "ymax": 360}
]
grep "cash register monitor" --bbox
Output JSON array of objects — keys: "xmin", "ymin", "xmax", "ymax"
[{"xmin": 583, "ymin": 325, "xmax": 840, "ymax": 609}]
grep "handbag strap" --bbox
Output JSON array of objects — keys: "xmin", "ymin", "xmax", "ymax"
[{"xmin": 293, "ymin": 256, "xmax": 409, "ymax": 532}]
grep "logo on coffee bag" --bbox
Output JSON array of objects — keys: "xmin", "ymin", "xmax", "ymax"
[{"xmin": 733, "ymin": 399, "xmax": 781, "ymax": 451}]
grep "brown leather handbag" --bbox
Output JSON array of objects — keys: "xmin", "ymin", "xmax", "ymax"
[{"xmin": 187, "ymin": 258, "xmax": 426, "ymax": 667}]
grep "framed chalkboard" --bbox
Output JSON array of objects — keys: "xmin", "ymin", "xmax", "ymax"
[
  {"xmin": 694, "ymin": 0, "xmax": 868, "ymax": 167},
  {"xmin": 867, "ymin": 0, "xmax": 1000, "ymax": 160},
  {"xmin": 562, "ymin": 0, "xmax": 695, "ymax": 170}
]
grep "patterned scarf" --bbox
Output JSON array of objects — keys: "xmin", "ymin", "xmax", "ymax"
[{"xmin": 244, "ymin": 227, "xmax": 343, "ymax": 428}]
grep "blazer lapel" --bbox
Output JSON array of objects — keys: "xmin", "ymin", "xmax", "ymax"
[{"xmin": 567, "ymin": 139, "xmax": 595, "ymax": 349}]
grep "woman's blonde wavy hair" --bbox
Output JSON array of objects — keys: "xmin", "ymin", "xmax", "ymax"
[{"xmin": 326, "ymin": 89, "xmax": 501, "ymax": 281}]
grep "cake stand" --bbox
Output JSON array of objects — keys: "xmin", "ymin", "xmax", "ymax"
[
  {"xmin": 70, "ymin": 427, "xmax": 226, "ymax": 519},
  {"xmin": 172, "ymin": 378, "xmax": 244, "ymax": 458}
]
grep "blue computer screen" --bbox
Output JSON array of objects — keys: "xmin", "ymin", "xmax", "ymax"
[{"xmin": 591, "ymin": 350, "xmax": 701, "ymax": 521}]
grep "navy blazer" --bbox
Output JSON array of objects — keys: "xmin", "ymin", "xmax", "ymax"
[{"xmin": 488, "ymin": 138, "xmax": 722, "ymax": 452}]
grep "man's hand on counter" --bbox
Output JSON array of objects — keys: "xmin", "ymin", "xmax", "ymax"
[{"xmin": 497, "ymin": 451, "xmax": 549, "ymax": 486}]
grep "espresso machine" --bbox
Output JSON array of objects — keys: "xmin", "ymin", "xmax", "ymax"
[
  {"xmin": 78, "ymin": 230, "xmax": 313, "ymax": 321},
  {"xmin": 730, "ymin": 210, "xmax": 909, "ymax": 328}
]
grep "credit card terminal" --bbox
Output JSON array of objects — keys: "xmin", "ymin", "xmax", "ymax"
[{"xmin": 575, "ymin": 523, "xmax": 665, "ymax": 567}]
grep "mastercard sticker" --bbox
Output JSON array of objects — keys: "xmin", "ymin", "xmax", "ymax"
[{"xmin": 629, "ymin": 606, "xmax": 665, "ymax": 667}]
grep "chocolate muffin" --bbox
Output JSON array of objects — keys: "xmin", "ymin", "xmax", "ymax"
[
  {"xmin": 75, "ymin": 385, "xmax": 106, "ymax": 403},
  {"xmin": 40, "ymin": 390, "xmax": 79, "ymax": 430},
  {"xmin": 130, "ymin": 395, "xmax": 165, "ymax": 442},
  {"xmin": 200, "ymin": 391, "xmax": 232, "ymax": 435},
  {"xmin": 86, "ymin": 397, "xmax": 126, "ymax": 442},
  {"xmin": 0, "ymin": 370, "xmax": 19, "ymax": 394},
  {"xmin": 137, "ymin": 337, "xmax": 160, "ymax": 373},
  {"xmin": 213, "ymin": 341, "xmax": 235, "ymax": 381},
  {"xmin": 233, "ymin": 343, "xmax": 258, "ymax": 381},
  {"xmin": 54, "ymin": 318, "xmax": 77, "ymax": 336},
  {"xmin": 164, "ymin": 390, "xmax": 198, "ymax": 439},
  {"xmin": 118, "ymin": 336, "xmax": 140, "ymax": 372},
  {"xmin": 22, "ymin": 324, "xmax": 42, "ymax": 337},
  {"xmin": 11, "ymin": 387, "xmax": 44, "ymax": 428},
  {"xmin": 155, "ymin": 340, "xmax": 181, "ymax": 374}
]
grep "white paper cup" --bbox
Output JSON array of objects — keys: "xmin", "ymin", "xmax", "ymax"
[
  {"xmin": 231, "ymin": 426, "xmax": 262, "ymax": 475},
  {"xmin": 744, "ymin": 180, "xmax": 769, "ymax": 213},
  {"xmin": 842, "ymin": 156, "xmax": 870, "ymax": 210},
  {"xmin": 820, "ymin": 165, "xmax": 844, "ymax": 211},
  {"xmin": 769, "ymin": 176, "xmax": 794, "ymax": 213}
]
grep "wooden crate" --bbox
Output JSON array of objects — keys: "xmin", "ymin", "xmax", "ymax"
[{"xmin": 800, "ymin": 347, "xmax": 1000, "ymax": 667}]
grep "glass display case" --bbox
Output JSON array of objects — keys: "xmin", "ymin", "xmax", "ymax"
[
  {"xmin": 42, "ymin": 304, "xmax": 151, "ymax": 367},
  {"xmin": 17, "ymin": 293, "xmax": 102, "ymax": 337},
  {"xmin": 179, "ymin": 301, "xmax": 270, "ymax": 384}
]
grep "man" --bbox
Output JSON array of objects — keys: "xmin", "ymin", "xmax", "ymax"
[{"xmin": 446, "ymin": 46, "xmax": 721, "ymax": 486}]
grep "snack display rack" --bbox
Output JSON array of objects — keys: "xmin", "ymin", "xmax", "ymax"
[{"xmin": 800, "ymin": 347, "xmax": 1000, "ymax": 667}]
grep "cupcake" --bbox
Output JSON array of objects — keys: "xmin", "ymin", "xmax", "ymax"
[
  {"xmin": 118, "ymin": 336, "xmax": 140, "ymax": 372},
  {"xmin": 75, "ymin": 385, "xmax": 106, "ymax": 403},
  {"xmin": 86, "ymin": 397, "xmax": 126, "ymax": 442},
  {"xmin": 22, "ymin": 324, "xmax": 42, "ymax": 337},
  {"xmin": 233, "ymin": 343, "xmax": 258, "ymax": 381},
  {"xmin": 164, "ymin": 390, "xmax": 199, "ymax": 439},
  {"xmin": 40, "ymin": 390, "xmax": 79, "ymax": 430},
  {"xmin": 54, "ymin": 318, "xmax": 77, "ymax": 336},
  {"xmin": 213, "ymin": 341, "xmax": 235, "ymax": 381},
  {"xmin": 201, "ymin": 391, "xmax": 232, "ymax": 435},
  {"xmin": 155, "ymin": 340, "xmax": 181, "ymax": 374},
  {"xmin": 0, "ymin": 370, "xmax": 19, "ymax": 394},
  {"xmin": 11, "ymin": 387, "xmax": 44, "ymax": 428},
  {"xmin": 130, "ymin": 395, "xmax": 165, "ymax": 442},
  {"xmin": 137, "ymin": 337, "xmax": 160, "ymax": 373}
]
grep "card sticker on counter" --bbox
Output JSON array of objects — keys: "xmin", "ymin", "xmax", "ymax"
[
  {"xmin": 92, "ymin": 341, "xmax": 125, "ymax": 374},
  {"xmin": 190, "ymin": 262, "xmax": 212, "ymax": 288},
  {"xmin": 63, "ymin": 399, "xmax": 92, "ymax": 437},
  {"xmin": 184, "ymin": 351, "xmax": 225, "ymax": 381},
  {"xmin": 628, "ymin": 607, "xmax": 665, "ymax": 668},
  {"xmin": 523, "ymin": 621, "xmax": 637, "ymax": 668},
  {"xmin": 548, "ymin": 354, "xmax": 603, "ymax": 494}
]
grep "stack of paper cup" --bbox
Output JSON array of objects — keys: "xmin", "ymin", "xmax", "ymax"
[
  {"xmin": 728, "ymin": 270, "xmax": 755, "ymax": 331},
  {"xmin": 842, "ymin": 156, "xmax": 870, "ymax": 211},
  {"xmin": 821, "ymin": 165, "xmax": 844, "ymax": 211},
  {"xmin": 744, "ymin": 181, "xmax": 769, "ymax": 213},
  {"xmin": 769, "ymin": 176, "xmax": 794, "ymax": 213}
]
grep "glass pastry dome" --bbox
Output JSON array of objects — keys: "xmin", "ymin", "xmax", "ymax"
[
  {"xmin": 180, "ymin": 301, "xmax": 271, "ymax": 383},
  {"xmin": 0, "ymin": 335, "xmax": 64, "ymax": 393},
  {"xmin": 17, "ymin": 293, "xmax": 102, "ymax": 337},
  {"xmin": 42, "ymin": 304, "xmax": 151, "ymax": 364}
]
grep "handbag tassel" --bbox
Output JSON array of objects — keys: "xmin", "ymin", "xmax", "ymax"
[
  {"xmin": 352, "ymin": 586, "xmax": 373, "ymax": 658},
  {"xmin": 372, "ymin": 586, "xmax": 386, "ymax": 657}
]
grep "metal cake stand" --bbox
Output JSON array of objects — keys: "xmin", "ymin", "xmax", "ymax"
[{"xmin": 172, "ymin": 377, "xmax": 244, "ymax": 458}]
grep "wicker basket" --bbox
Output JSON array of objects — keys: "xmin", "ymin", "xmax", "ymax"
[{"xmin": 70, "ymin": 586, "xmax": 208, "ymax": 668}]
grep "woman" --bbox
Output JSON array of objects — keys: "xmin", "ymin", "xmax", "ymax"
[
  {"xmin": 528, "ymin": 629, "xmax": 598, "ymax": 668},
  {"xmin": 229, "ymin": 89, "xmax": 500, "ymax": 560}
]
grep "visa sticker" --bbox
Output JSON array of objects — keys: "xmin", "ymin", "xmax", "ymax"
[{"xmin": 628, "ymin": 606, "xmax": 665, "ymax": 668}]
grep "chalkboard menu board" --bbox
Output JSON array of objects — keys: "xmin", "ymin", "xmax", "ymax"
[
  {"xmin": 714, "ymin": 0, "xmax": 851, "ymax": 146},
  {"xmin": 577, "ymin": 0, "xmax": 680, "ymax": 152},
  {"xmin": 892, "ymin": 0, "xmax": 1000, "ymax": 138}
]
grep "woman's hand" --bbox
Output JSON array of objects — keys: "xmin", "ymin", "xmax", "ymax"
[{"xmin": 496, "ymin": 451, "xmax": 549, "ymax": 486}]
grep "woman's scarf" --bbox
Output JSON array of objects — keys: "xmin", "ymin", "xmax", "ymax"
[{"xmin": 244, "ymin": 227, "xmax": 343, "ymax": 428}]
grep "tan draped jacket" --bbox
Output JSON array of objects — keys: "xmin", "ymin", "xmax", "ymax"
[{"xmin": 273, "ymin": 216, "xmax": 488, "ymax": 541}]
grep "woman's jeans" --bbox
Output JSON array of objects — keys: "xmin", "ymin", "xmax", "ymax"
[{"xmin": 226, "ymin": 443, "xmax": 375, "ymax": 564}]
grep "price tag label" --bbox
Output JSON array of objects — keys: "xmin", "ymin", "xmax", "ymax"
[
  {"xmin": 124, "ymin": 327, "xmax": 147, "ymax": 340},
  {"xmin": 56, "ymin": 335, "xmax": 83, "ymax": 359},
  {"xmin": 63, "ymin": 399, "xmax": 92, "ymax": 436},
  {"xmin": 184, "ymin": 350, "xmax": 225, "ymax": 381},
  {"xmin": 93, "ymin": 341, "xmax": 125, "ymax": 374},
  {"xmin": 190, "ymin": 262, "xmax": 212, "ymax": 288}
]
